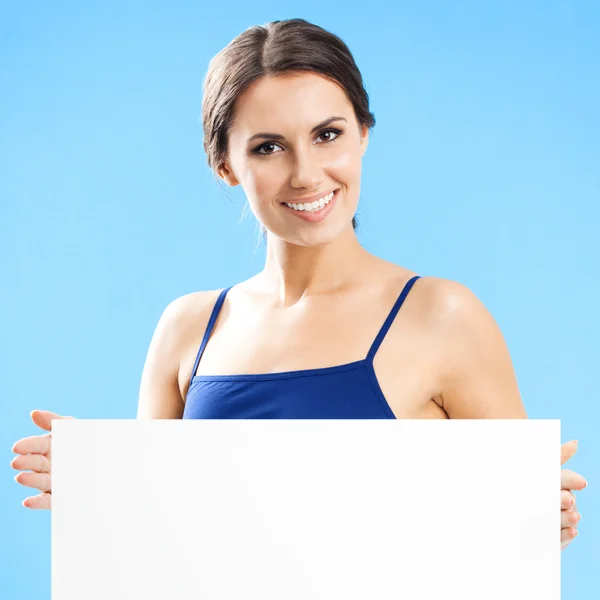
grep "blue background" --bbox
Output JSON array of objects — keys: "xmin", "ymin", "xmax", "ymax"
[{"xmin": 1, "ymin": 1, "xmax": 598, "ymax": 597}]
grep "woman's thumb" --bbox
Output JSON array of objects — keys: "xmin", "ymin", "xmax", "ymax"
[{"xmin": 30, "ymin": 409, "xmax": 76, "ymax": 432}]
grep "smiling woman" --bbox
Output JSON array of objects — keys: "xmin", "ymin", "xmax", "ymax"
[
  {"xmin": 201, "ymin": 19, "xmax": 375, "ymax": 241},
  {"xmin": 10, "ymin": 18, "xmax": 587, "ymax": 550}
]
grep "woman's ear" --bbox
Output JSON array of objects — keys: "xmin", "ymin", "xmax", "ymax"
[
  {"xmin": 216, "ymin": 162, "xmax": 240, "ymax": 187},
  {"xmin": 360, "ymin": 124, "xmax": 369, "ymax": 157}
]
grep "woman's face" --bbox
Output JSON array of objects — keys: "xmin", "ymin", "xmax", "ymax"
[{"xmin": 219, "ymin": 72, "xmax": 369, "ymax": 247}]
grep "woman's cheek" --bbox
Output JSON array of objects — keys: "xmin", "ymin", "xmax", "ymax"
[
  {"xmin": 252, "ymin": 182, "xmax": 278, "ymax": 212},
  {"xmin": 327, "ymin": 148, "xmax": 362, "ymax": 181},
  {"xmin": 246, "ymin": 176, "xmax": 280, "ymax": 218},
  {"xmin": 252, "ymin": 161, "xmax": 284, "ymax": 195}
]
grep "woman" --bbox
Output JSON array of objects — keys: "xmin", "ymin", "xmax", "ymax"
[{"xmin": 11, "ymin": 18, "xmax": 586, "ymax": 549}]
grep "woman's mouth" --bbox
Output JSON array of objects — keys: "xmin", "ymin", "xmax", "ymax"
[{"xmin": 280, "ymin": 189, "xmax": 339, "ymax": 223}]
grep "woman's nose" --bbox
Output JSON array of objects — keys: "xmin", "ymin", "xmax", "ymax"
[{"xmin": 289, "ymin": 149, "xmax": 324, "ymax": 190}]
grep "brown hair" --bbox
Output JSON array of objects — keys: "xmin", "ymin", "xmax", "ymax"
[{"xmin": 202, "ymin": 18, "xmax": 376, "ymax": 234}]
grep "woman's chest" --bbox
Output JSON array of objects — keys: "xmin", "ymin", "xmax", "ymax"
[{"xmin": 181, "ymin": 296, "xmax": 447, "ymax": 419}]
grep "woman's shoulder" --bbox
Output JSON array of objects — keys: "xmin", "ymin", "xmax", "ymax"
[
  {"xmin": 158, "ymin": 287, "xmax": 229, "ymax": 342},
  {"xmin": 376, "ymin": 260, "xmax": 495, "ymax": 340},
  {"xmin": 399, "ymin": 272, "xmax": 494, "ymax": 343},
  {"xmin": 413, "ymin": 275, "xmax": 486, "ymax": 320},
  {"xmin": 396, "ymin": 270, "xmax": 525, "ymax": 417},
  {"xmin": 378, "ymin": 260, "xmax": 483, "ymax": 321},
  {"xmin": 138, "ymin": 288, "xmax": 229, "ymax": 418},
  {"xmin": 164, "ymin": 287, "xmax": 226, "ymax": 316}
]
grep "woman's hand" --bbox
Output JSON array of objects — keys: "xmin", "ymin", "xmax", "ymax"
[
  {"xmin": 10, "ymin": 410, "xmax": 75, "ymax": 510},
  {"xmin": 561, "ymin": 440, "xmax": 587, "ymax": 550}
]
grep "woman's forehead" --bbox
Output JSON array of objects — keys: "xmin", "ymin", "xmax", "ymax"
[{"xmin": 232, "ymin": 73, "xmax": 351, "ymax": 132}]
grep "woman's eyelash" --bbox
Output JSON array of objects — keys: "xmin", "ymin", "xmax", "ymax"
[{"xmin": 251, "ymin": 127, "xmax": 344, "ymax": 155}]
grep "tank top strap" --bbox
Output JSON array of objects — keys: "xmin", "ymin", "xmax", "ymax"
[
  {"xmin": 188, "ymin": 286, "xmax": 233, "ymax": 387},
  {"xmin": 366, "ymin": 275, "xmax": 421, "ymax": 362}
]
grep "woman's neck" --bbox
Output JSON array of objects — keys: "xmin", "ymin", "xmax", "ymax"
[{"xmin": 259, "ymin": 227, "xmax": 373, "ymax": 305}]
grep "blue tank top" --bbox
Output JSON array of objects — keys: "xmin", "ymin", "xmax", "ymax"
[{"xmin": 183, "ymin": 275, "xmax": 420, "ymax": 419}]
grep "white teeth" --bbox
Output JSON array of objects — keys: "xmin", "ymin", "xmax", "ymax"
[{"xmin": 285, "ymin": 190, "xmax": 335, "ymax": 212}]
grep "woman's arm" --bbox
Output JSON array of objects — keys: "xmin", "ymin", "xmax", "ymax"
[
  {"xmin": 428, "ymin": 278, "xmax": 584, "ymax": 550},
  {"xmin": 431, "ymin": 279, "xmax": 528, "ymax": 418},
  {"xmin": 137, "ymin": 290, "xmax": 221, "ymax": 419},
  {"xmin": 137, "ymin": 296, "xmax": 191, "ymax": 419}
]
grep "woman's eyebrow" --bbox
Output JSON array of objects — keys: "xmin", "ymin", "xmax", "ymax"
[{"xmin": 246, "ymin": 116, "xmax": 347, "ymax": 143}]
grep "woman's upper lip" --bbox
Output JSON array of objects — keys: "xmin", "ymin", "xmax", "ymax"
[{"xmin": 281, "ymin": 188, "xmax": 338, "ymax": 204}]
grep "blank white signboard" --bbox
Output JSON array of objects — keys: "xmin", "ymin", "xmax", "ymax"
[{"xmin": 52, "ymin": 420, "xmax": 560, "ymax": 599}]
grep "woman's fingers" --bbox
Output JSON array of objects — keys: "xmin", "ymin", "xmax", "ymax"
[
  {"xmin": 561, "ymin": 508, "xmax": 580, "ymax": 529},
  {"xmin": 12, "ymin": 433, "xmax": 51, "ymax": 456},
  {"xmin": 30, "ymin": 410, "xmax": 73, "ymax": 432},
  {"xmin": 560, "ymin": 484, "xmax": 580, "ymax": 551},
  {"xmin": 12, "ymin": 410, "xmax": 74, "ymax": 511},
  {"xmin": 10, "ymin": 453, "xmax": 50, "ymax": 474},
  {"xmin": 561, "ymin": 529, "xmax": 577, "ymax": 550},
  {"xmin": 561, "ymin": 489, "xmax": 575, "ymax": 509},
  {"xmin": 14, "ymin": 471, "xmax": 51, "ymax": 493},
  {"xmin": 561, "ymin": 468, "xmax": 587, "ymax": 491},
  {"xmin": 560, "ymin": 440, "xmax": 578, "ymax": 466},
  {"xmin": 559, "ymin": 442, "xmax": 586, "ymax": 551},
  {"xmin": 22, "ymin": 492, "xmax": 51, "ymax": 510}
]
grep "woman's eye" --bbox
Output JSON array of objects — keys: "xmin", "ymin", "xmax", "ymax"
[
  {"xmin": 253, "ymin": 128, "xmax": 343, "ymax": 156},
  {"xmin": 317, "ymin": 128, "xmax": 343, "ymax": 143},
  {"xmin": 257, "ymin": 143, "xmax": 282, "ymax": 155},
  {"xmin": 318, "ymin": 130, "xmax": 337, "ymax": 142}
]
